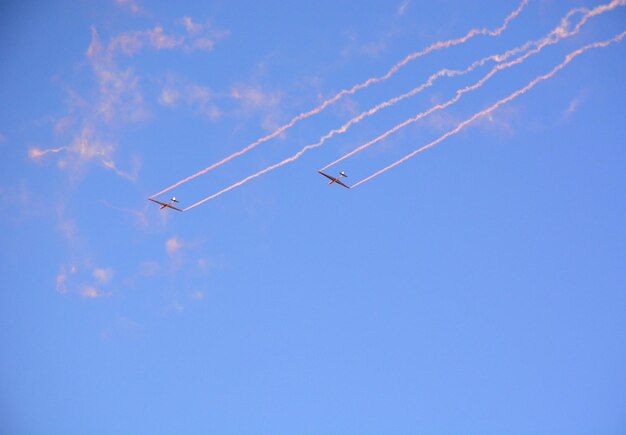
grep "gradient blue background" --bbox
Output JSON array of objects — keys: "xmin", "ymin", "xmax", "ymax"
[{"xmin": 1, "ymin": 1, "xmax": 625, "ymax": 433}]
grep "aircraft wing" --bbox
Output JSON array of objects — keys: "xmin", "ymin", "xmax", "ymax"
[
  {"xmin": 334, "ymin": 179, "xmax": 350, "ymax": 189},
  {"xmin": 148, "ymin": 198, "xmax": 183, "ymax": 212},
  {"xmin": 318, "ymin": 171, "xmax": 335, "ymax": 182},
  {"xmin": 148, "ymin": 198, "xmax": 167, "ymax": 207},
  {"xmin": 318, "ymin": 171, "xmax": 350, "ymax": 189}
]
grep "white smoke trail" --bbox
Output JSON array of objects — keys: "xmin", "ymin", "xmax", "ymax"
[
  {"xmin": 322, "ymin": 0, "xmax": 625, "ymax": 171},
  {"xmin": 151, "ymin": 0, "xmax": 528, "ymax": 199},
  {"xmin": 351, "ymin": 31, "xmax": 626, "ymax": 188},
  {"xmin": 183, "ymin": 1, "xmax": 624, "ymax": 208}
]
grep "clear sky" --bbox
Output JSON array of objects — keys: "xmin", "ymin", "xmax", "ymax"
[{"xmin": 1, "ymin": 0, "xmax": 625, "ymax": 433}]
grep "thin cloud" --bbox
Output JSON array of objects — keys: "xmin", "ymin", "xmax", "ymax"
[
  {"xmin": 158, "ymin": 77, "xmax": 221, "ymax": 121},
  {"xmin": 53, "ymin": 117, "xmax": 73, "ymax": 135},
  {"xmin": 107, "ymin": 17, "xmax": 230, "ymax": 56},
  {"xmin": 109, "ymin": 26, "xmax": 184, "ymax": 56},
  {"xmin": 477, "ymin": 105, "xmax": 521, "ymax": 137},
  {"xmin": 114, "ymin": 0, "xmax": 142, "ymax": 14},
  {"xmin": 139, "ymin": 261, "xmax": 160, "ymax": 277},
  {"xmin": 197, "ymin": 257, "xmax": 221, "ymax": 272},
  {"xmin": 81, "ymin": 286, "xmax": 111, "ymax": 299},
  {"xmin": 181, "ymin": 16, "xmax": 203, "ymax": 34},
  {"xmin": 31, "ymin": 27, "xmax": 146, "ymax": 180},
  {"xmin": 97, "ymin": 199, "xmax": 148, "ymax": 227},
  {"xmin": 56, "ymin": 263, "xmax": 112, "ymax": 299},
  {"xmin": 0, "ymin": 181, "xmax": 42, "ymax": 221},
  {"xmin": 32, "ymin": 15, "xmax": 229, "ymax": 177},
  {"xmin": 191, "ymin": 291, "xmax": 205, "ymax": 301},
  {"xmin": 158, "ymin": 87, "xmax": 180, "ymax": 107},
  {"xmin": 230, "ymin": 83, "xmax": 284, "ymax": 131},
  {"xmin": 56, "ymin": 265, "xmax": 76, "ymax": 294},
  {"xmin": 179, "ymin": 17, "xmax": 230, "ymax": 52},
  {"xmin": 230, "ymin": 84, "xmax": 281, "ymax": 110},
  {"xmin": 93, "ymin": 267, "xmax": 113, "ymax": 284},
  {"xmin": 397, "ymin": 1, "xmax": 410, "ymax": 16},
  {"xmin": 166, "ymin": 237, "xmax": 184, "ymax": 255},
  {"xmin": 563, "ymin": 90, "xmax": 588, "ymax": 117}
]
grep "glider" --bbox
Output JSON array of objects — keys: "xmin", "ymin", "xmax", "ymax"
[
  {"xmin": 148, "ymin": 197, "xmax": 183, "ymax": 212},
  {"xmin": 318, "ymin": 171, "xmax": 350, "ymax": 189}
]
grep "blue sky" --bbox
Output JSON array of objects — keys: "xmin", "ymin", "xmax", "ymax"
[{"xmin": 1, "ymin": 0, "xmax": 625, "ymax": 433}]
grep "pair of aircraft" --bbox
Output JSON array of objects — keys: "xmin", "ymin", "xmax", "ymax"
[{"xmin": 149, "ymin": 171, "xmax": 349, "ymax": 211}]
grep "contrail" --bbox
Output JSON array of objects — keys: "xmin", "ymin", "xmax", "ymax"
[
  {"xmin": 351, "ymin": 31, "xmax": 626, "ymax": 188},
  {"xmin": 322, "ymin": 0, "xmax": 626, "ymax": 171},
  {"xmin": 182, "ymin": 0, "xmax": 623, "ymax": 209},
  {"xmin": 151, "ymin": 0, "xmax": 528, "ymax": 199}
]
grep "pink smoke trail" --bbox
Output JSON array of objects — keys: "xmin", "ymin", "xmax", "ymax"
[
  {"xmin": 28, "ymin": 146, "xmax": 68, "ymax": 159},
  {"xmin": 322, "ymin": 0, "xmax": 626, "ymax": 171},
  {"xmin": 182, "ymin": 1, "xmax": 623, "ymax": 209},
  {"xmin": 351, "ymin": 31, "xmax": 626, "ymax": 188},
  {"xmin": 151, "ymin": 0, "xmax": 528, "ymax": 199}
]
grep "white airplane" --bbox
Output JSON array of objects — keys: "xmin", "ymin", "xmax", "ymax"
[
  {"xmin": 148, "ymin": 197, "xmax": 183, "ymax": 212},
  {"xmin": 318, "ymin": 171, "xmax": 350, "ymax": 189}
]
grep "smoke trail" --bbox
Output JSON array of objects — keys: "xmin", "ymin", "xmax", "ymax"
[
  {"xmin": 182, "ymin": 1, "xmax": 624, "ymax": 209},
  {"xmin": 28, "ymin": 146, "xmax": 68, "ymax": 159},
  {"xmin": 322, "ymin": 0, "xmax": 625, "ymax": 171},
  {"xmin": 351, "ymin": 31, "xmax": 626, "ymax": 188},
  {"xmin": 151, "ymin": 0, "xmax": 528, "ymax": 199},
  {"xmin": 184, "ymin": 143, "xmax": 322, "ymax": 210},
  {"xmin": 192, "ymin": 0, "xmax": 622, "ymax": 207}
]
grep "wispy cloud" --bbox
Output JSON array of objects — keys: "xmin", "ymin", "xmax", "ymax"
[
  {"xmin": 106, "ymin": 18, "xmax": 229, "ymax": 56},
  {"xmin": 55, "ymin": 263, "xmax": 113, "ymax": 299},
  {"xmin": 563, "ymin": 90, "xmax": 588, "ymax": 118},
  {"xmin": 93, "ymin": 267, "xmax": 114, "ymax": 284},
  {"xmin": 165, "ymin": 236, "xmax": 184, "ymax": 255},
  {"xmin": 108, "ymin": 26, "xmax": 184, "ymax": 56},
  {"xmin": 56, "ymin": 264, "xmax": 76, "ymax": 294},
  {"xmin": 230, "ymin": 84, "xmax": 282, "ymax": 110},
  {"xmin": 32, "ymin": 13, "xmax": 229, "ymax": 178},
  {"xmin": 341, "ymin": 29, "xmax": 397, "ymax": 59},
  {"xmin": 159, "ymin": 76, "xmax": 282, "ymax": 126},
  {"xmin": 114, "ymin": 0, "xmax": 142, "ymax": 14},
  {"xmin": 158, "ymin": 77, "xmax": 221, "ymax": 121},
  {"xmin": 230, "ymin": 83, "xmax": 284, "ymax": 131},
  {"xmin": 97, "ymin": 199, "xmax": 148, "ymax": 227},
  {"xmin": 179, "ymin": 17, "xmax": 230, "ymax": 52},
  {"xmin": 197, "ymin": 257, "xmax": 223, "ymax": 273},
  {"xmin": 397, "ymin": 1, "xmax": 410, "ymax": 16},
  {"xmin": 476, "ymin": 105, "xmax": 521, "ymax": 137},
  {"xmin": 139, "ymin": 261, "xmax": 160, "ymax": 277},
  {"xmin": 191, "ymin": 290, "xmax": 205, "ymax": 301},
  {"xmin": 87, "ymin": 27, "xmax": 148, "ymax": 124},
  {"xmin": 29, "ymin": 27, "xmax": 147, "ymax": 180},
  {"xmin": 81, "ymin": 286, "xmax": 111, "ymax": 299}
]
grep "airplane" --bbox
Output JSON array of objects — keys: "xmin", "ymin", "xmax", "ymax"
[
  {"xmin": 148, "ymin": 197, "xmax": 183, "ymax": 212},
  {"xmin": 318, "ymin": 171, "xmax": 350, "ymax": 189}
]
